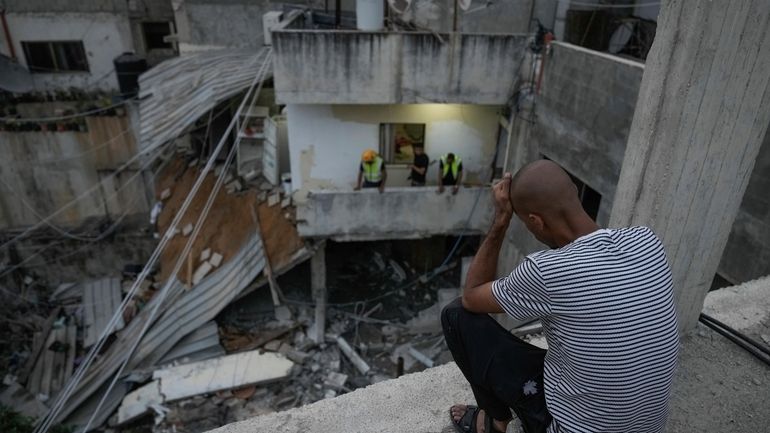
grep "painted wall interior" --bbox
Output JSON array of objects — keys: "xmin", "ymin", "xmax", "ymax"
[{"xmin": 286, "ymin": 104, "xmax": 503, "ymax": 197}]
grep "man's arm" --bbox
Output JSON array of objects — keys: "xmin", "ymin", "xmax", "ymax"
[
  {"xmin": 462, "ymin": 173, "xmax": 513, "ymax": 313},
  {"xmin": 438, "ymin": 162, "xmax": 445, "ymax": 193},
  {"xmin": 355, "ymin": 170, "xmax": 363, "ymax": 190}
]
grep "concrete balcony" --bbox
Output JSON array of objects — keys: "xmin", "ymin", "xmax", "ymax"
[
  {"xmin": 296, "ymin": 187, "xmax": 493, "ymax": 241},
  {"xmin": 271, "ymin": 12, "xmax": 528, "ymax": 105}
]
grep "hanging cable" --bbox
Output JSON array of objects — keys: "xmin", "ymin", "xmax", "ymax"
[{"xmin": 0, "ymin": 97, "xmax": 136, "ymax": 123}]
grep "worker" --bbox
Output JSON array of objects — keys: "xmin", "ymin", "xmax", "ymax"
[
  {"xmin": 438, "ymin": 153, "xmax": 462, "ymax": 194},
  {"xmin": 355, "ymin": 149, "xmax": 386, "ymax": 193},
  {"xmin": 408, "ymin": 145, "xmax": 429, "ymax": 186}
]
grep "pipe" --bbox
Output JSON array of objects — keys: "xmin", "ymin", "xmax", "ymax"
[
  {"xmin": 699, "ymin": 313, "xmax": 770, "ymax": 366},
  {"xmin": 1, "ymin": 9, "xmax": 17, "ymax": 61}
]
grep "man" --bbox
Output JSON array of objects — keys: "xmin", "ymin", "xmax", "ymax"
[
  {"xmin": 444, "ymin": 160, "xmax": 679, "ymax": 433},
  {"xmin": 408, "ymin": 145, "xmax": 429, "ymax": 186},
  {"xmin": 439, "ymin": 153, "xmax": 463, "ymax": 194},
  {"xmin": 355, "ymin": 149, "xmax": 386, "ymax": 193}
]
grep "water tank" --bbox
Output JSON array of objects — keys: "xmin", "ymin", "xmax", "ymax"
[
  {"xmin": 356, "ymin": 0, "xmax": 384, "ymax": 31},
  {"xmin": 113, "ymin": 52, "xmax": 148, "ymax": 98}
]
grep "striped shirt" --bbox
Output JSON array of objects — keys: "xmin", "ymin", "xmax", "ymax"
[{"xmin": 492, "ymin": 227, "xmax": 679, "ymax": 433}]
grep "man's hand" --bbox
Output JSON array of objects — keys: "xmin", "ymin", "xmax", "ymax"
[
  {"xmin": 354, "ymin": 185, "xmax": 361, "ymax": 191},
  {"xmin": 493, "ymin": 173, "xmax": 514, "ymax": 226},
  {"xmin": 438, "ymin": 185, "xmax": 445, "ymax": 194},
  {"xmin": 452, "ymin": 185, "xmax": 460, "ymax": 195},
  {"xmin": 378, "ymin": 184, "xmax": 385, "ymax": 194}
]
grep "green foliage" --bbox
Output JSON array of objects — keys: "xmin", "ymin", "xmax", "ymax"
[{"xmin": 0, "ymin": 405, "xmax": 73, "ymax": 433}]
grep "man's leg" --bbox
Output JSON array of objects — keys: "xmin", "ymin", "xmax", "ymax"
[{"xmin": 441, "ymin": 298, "xmax": 551, "ymax": 433}]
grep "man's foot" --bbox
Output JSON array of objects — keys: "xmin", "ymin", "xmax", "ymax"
[{"xmin": 449, "ymin": 404, "xmax": 509, "ymax": 433}]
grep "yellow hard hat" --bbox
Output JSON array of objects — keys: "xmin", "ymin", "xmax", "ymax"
[{"xmin": 362, "ymin": 149, "xmax": 377, "ymax": 162}]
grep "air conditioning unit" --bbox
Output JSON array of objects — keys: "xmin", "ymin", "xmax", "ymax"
[{"xmin": 263, "ymin": 11, "xmax": 284, "ymax": 46}]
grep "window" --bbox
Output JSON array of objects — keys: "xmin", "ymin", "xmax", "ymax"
[
  {"xmin": 22, "ymin": 41, "xmax": 89, "ymax": 73},
  {"xmin": 379, "ymin": 123, "xmax": 426, "ymax": 164},
  {"xmin": 542, "ymin": 155, "xmax": 602, "ymax": 221},
  {"xmin": 142, "ymin": 22, "xmax": 173, "ymax": 50}
]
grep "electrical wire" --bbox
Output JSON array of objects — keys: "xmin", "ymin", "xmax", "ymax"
[
  {"xmin": 32, "ymin": 48, "xmax": 272, "ymax": 433},
  {"xmin": 567, "ymin": 0, "xmax": 661, "ymax": 8}
]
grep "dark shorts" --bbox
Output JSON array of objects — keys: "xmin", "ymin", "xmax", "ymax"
[
  {"xmin": 442, "ymin": 298, "xmax": 552, "ymax": 433},
  {"xmin": 363, "ymin": 180, "xmax": 382, "ymax": 188}
]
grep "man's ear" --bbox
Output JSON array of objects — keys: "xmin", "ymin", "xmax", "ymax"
[{"xmin": 527, "ymin": 213, "xmax": 544, "ymax": 231}]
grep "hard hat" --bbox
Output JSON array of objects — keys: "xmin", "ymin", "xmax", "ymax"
[{"xmin": 362, "ymin": 149, "xmax": 377, "ymax": 162}]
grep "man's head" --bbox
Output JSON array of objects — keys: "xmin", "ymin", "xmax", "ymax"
[
  {"xmin": 362, "ymin": 149, "xmax": 377, "ymax": 164},
  {"xmin": 447, "ymin": 153, "xmax": 456, "ymax": 162},
  {"xmin": 414, "ymin": 145, "xmax": 424, "ymax": 155},
  {"xmin": 510, "ymin": 160, "xmax": 587, "ymax": 248}
]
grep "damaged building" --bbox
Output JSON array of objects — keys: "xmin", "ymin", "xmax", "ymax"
[{"xmin": 0, "ymin": 0, "xmax": 769, "ymax": 432}]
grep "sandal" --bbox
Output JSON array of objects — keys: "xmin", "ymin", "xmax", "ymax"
[{"xmin": 450, "ymin": 405, "xmax": 506, "ymax": 433}]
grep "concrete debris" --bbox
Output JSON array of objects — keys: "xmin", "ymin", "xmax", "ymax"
[
  {"xmin": 182, "ymin": 223, "xmax": 193, "ymax": 237},
  {"xmin": 200, "ymin": 248, "xmax": 212, "ymax": 262},
  {"xmin": 407, "ymin": 346, "xmax": 434, "ymax": 368},
  {"xmin": 118, "ymin": 350, "xmax": 294, "ymax": 423},
  {"xmin": 192, "ymin": 262, "xmax": 214, "ymax": 285},
  {"xmin": 389, "ymin": 259, "xmax": 406, "ymax": 282},
  {"xmin": 325, "ymin": 372, "xmax": 348, "ymax": 389},
  {"xmin": 226, "ymin": 179, "xmax": 243, "ymax": 193},
  {"xmin": 160, "ymin": 188, "xmax": 172, "ymax": 200},
  {"xmin": 209, "ymin": 252, "xmax": 224, "ymax": 268},
  {"xmin": 244, "ymin": 169, "xmax": 260, "ymax": 182},
  {"xmin": 281, "ymin": 197, "xmax": 291, "ymax": 208},
  {"xmin": 268, "ymin": 193, "xmax": 281, "ymax": 207},
  {"xmin": 336, "ymin": 336, "xmax": 371, "ymax": 375},
  {"xmin": 0, "ymin": 382, "xmax": 49, "ymax": 419}
]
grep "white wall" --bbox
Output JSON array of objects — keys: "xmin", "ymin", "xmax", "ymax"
[
  {"xmin": 286, "ymin": 104, "xmax": 502, "ymax": 197},
  {"xmin": 0, "ymin": 13, "xmax": 134, "ymax": 91}
]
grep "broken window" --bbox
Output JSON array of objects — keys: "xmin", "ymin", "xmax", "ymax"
[
  {"xmin": 22, "ymin": 41, "xmax": 89, "ymax": 73},
  {"xmin": 142, "ymin": 22, "xmax": 173, "ymax": 50},
  {"xmin": 542, "ymin": 156, "xmax": 602, "ymax": 221},
  {"xmin": 379, "ymin": 123, "xmax": 426, "ymax": 165}
]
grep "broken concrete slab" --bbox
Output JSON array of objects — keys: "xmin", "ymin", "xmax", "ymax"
[
  {"xmin": 281, "ymin": 197, "xmax": 291, "ymax": 208},
  {"xmin": 200, "ymin": 248, "xmax": 212, "ymax": 262},
  {"xmin": 117, "ymin": 380, "xmax": 164, "ymax": 424},
  {"xmin": 192, "ymin": 262, "xmax": 214, "ymax": 285},
  {"xmin": 154, "ymin": 350, "xmax": 294, "ymax": 402},
  {"xmin": 209, "ymin": 252, "xmax": 224, "ymax": 268},
  {"xmin": 160, "ymin": 188, "xmax": 172, "ymax": 200},
  {"xmin": 267, "ymin": 193, "xmax": 281, "ymax": 207},
  {"xmin": 325, "ymin": 372, "xmax": 348, "ymax": 389},
  {"xmin": 182, "ymin": 223, "xmax": 194, "ymax": 237}
]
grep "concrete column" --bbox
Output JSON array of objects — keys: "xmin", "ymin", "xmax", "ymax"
[
  {"xmin": 609, "ymin": 0, "xmax": 770, "ymax": 331},
  {"xmin": 311, "ymin": 245, "xmax": 327, "ymax": 343}
]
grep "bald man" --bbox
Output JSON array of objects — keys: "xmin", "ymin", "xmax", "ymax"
[{"xmin": 443, "ymin": 160, "xmax": 679, "ymax": 433}]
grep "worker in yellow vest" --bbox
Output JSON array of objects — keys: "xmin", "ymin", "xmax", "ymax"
[
  {"xmin": 355, "ymin": 149, "xmax": 387, "ymax": 193},
  {"xmin": 438, "ymin": 153, "xmax": 463, "ymax": 194}
]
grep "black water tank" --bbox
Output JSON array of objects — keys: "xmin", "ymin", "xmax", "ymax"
[{"xmin": 113, "ymin": 52, "xmax": 148, "ymax": 98}]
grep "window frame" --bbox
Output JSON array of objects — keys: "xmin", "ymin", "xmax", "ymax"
[{"xmin": 21, "ymin": 40, "xmax": 89, "ymax": 74}]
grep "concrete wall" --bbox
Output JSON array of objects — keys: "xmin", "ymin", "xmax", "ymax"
[
  {"xmin": 297, "ymin": 187, "xmax": 493, "ymax": 240},
  {"xmin": 272, "ymin": 25, "xmax": 528, "ymax": 104},
  {"xmin": 0, "ymin": 12, "xmax": 134, "ymax": 91},
  {"xmin": 0, "ymin": 115, "xmax": 153, "ymax": 229},
  {"xmin": 718, "ymin": 126, "xmax": 770, "ymax": 283},
  {"xmin": 498, "ymin": 42, "xmax": 644, "ymax": 274},
  {"xmin": 173, "ymin": 0, "xmax": 310, "ymax": 53},
  {"xmin": 286, "ymin": 104, "xmax": 501, "ymax": 196}
]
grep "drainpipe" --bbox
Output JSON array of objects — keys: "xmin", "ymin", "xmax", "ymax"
[{"xmin": 0, "ymin": 9, "xmax": 16, "ymax": 61}]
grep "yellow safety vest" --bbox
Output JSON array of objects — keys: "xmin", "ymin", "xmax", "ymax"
[
  {"xmin": 441, "ymin": 155, "xmax": 461, "ymax": 179},
  {"xmin": 363, "ymin": 156, "xmax": 383, "ymax": 182}
]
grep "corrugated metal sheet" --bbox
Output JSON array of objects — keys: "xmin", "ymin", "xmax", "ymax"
[
  {"xmin": 26, "ymin": 323, "xmax": 77, "ymax": 400},
  {"xmin": 83, "ymin": 277, "xmax": 125, "ymax": 348},
  {"xmin": 138, "ymin": 48, "xmax": 271, "ymax": 152},
  {"xmin": 57, "ymin": 234, "xmax": 266, "ymax": 428},
  {"xmin": 158, "ymin": 321, "xmax": 225, "ymax": 366}
]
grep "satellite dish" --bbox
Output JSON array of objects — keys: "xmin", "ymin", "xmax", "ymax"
[
  {"xmin": 388, "ymin": 0, "xmax": 412, "ymax": 14},
  {"xmin": 458, "ymin": 0, "xmax": 472, "ymax": 11},
  {"xmin": 609, "ymin": 21, "xmax": 634, "ymax": 54}
]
